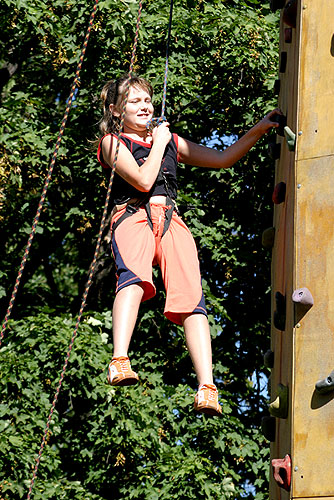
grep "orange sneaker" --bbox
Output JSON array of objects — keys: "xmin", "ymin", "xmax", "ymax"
[
  {"xmin": 107, "ymin": 357, "xmax": 139, "ymax": 386},
  {"xmin": 194, "ymin": 384, "xmax": 222, "ymax": 416}
]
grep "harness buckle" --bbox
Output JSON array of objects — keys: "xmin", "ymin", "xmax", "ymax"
[{"xmin": 126, "ymin": 204, "xmax": 139, "ymax": 214}]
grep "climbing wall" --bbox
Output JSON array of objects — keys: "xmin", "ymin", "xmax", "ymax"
[{"xmin": 265, "ymin": 1, "xmax": 334, "ymax": 499}]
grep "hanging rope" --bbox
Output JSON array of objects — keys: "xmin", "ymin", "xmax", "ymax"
[
  {"xmin": 26, "ymin": 2, "xmax": 144, "ymax": 498},
  {"xmin": 0, "ymin": 0, "xmax": 100, "ymax": 349},
  {"xmin": 146, "ymin": 0, "xmax": 174, "ymax": 131},
  {"xmin": 160, "ymin": 0, "xmax": 174, "ymax": 119}
]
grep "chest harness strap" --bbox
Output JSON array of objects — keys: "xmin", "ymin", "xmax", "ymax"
[{"xmin": 111, "ymin": 146, "xmax": 177, "ymax": 236}]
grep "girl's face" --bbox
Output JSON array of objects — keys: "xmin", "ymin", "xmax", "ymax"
[{"xmin": 112, "ymin": 85, "xmax": 154, "ymax": 134}]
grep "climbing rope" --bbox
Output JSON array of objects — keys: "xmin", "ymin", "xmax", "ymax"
[
  {"xmin": 3, "ymin": 0, "xmax": 169, "ymax": 495},
  {"xmin": 161, "ymin": 0, "xmax": 174, "ymax": 119},
  {"xmin": 26, "ymin": 1, "xmax": 144, "ymax": 498},
  {"xmin": 146, "ymin": 0, "xmax": 174, "ymax": 131},
  {"xmin": 0, "ymin": 0, "xmax": 100, "ymax": 349}
]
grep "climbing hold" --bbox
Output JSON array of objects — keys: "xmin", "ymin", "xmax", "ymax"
[
  {"xmin": 284, "ymin": 126, "xmax": 296, "ymax": 151},
  {"xmin": 274, "ymin": 291, "xmax": 286, "ymax": 331},
  {"xmin": 269, "ymin": 383, "xmax": 289, "ymax": 418},
  {"xmin": 273, "ymin": 314, "xmax": 284, "ymax": 331},
  {"xmin": 272, "ymin": 454, "xmax": 292, "ymax": 491},
  {"xmin": 261, "ymin": 416, "xmax": 276, "ymax": 442},
  {"xmin": 272, "ymin": 182, "xmax": 286, "ymax": 205},
  {"xmin": 274, "ymin": 79, "xmax": 281, "ymax": 95},
  {"xmin": 264, "ymin": 349, "xmax": 274, "ymax": 368},
  {"xmin": 292, "ymin": 287, "xmax": 314, "ymax": 307},
  {"xmin": 284, "ymin": 27, "xmax": 293, "ymax": 43},
  {"xmin": 280, "ymin": 52, "xmax": 287, "ymax": 73},
  {"xmin": 315, "ymin": 370, "xmax": 334, "ymax": 394},
  {"xmin": 292, "ymin": 287, "xmax": 314, "ymax": 324},
  {"xmin": 270, "ymin": 0, "xmax": 286, "ymax": 12},
  {"xmin": 268, "ymin": 142, "xmax": 281, "ymax": 160},
  {"xmin": 262, "ymin": 227, "xmax": 275, "ymax": 249},
  {"xmin": 283, "ymin": 0, "xmax": 297, "ymax": 28},
  {"xmin": 272, "ymin": 113, "xmax": 287, "ymax": 137}
]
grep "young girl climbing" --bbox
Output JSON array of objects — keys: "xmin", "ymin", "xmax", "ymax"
[{"xmin": 97, "ymin": 75, "xmax": 279, "ymax": 417}]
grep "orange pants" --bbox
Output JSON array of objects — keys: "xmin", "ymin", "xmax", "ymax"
[{"xmin": 111, "ymin": 203, "xmax": 207, "ymax": 325}]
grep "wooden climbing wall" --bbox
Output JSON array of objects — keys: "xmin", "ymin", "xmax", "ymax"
[{"xmin": 269, "ymin": 1, "xmax": 334, "ymax": 499}]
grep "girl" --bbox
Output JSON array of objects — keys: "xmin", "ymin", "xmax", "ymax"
[{"xmin": 97, "ymin": 75, "xmax": 279, "ymax": 416}]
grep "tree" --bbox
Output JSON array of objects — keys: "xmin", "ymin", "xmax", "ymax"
[{"xmin": 0, "ymin": 0, "xmax": 279, "ymax": 498}]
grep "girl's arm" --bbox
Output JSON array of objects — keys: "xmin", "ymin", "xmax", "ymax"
[
  {"xmin": 101, "ymin": 123, "xmax": 171, "ymax": 192},
  {"xmin": 177, "ymin": 109, "xmax": 280, "ymax": 169}
]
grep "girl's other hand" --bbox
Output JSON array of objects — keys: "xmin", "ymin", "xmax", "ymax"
[{"xmin": 256, "ymin": 108, "xmax": 283, "ymax": 135}]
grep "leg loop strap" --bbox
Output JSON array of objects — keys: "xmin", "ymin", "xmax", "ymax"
[{"xmin": 111, "ymin": 204, "xmax": 139, "ymax": 233}]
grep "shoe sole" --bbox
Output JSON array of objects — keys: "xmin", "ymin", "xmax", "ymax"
[
  {"xmin": 194, "ymin": 404, "xmax": 222, "ymax": 417},
  {"xmin": 108, "ymin": 375, "xmax": 139, "ymax": 387}
]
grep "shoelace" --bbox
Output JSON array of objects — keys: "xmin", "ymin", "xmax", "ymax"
[
  {"xmin": 118, "ymin": 357, "xmax": 130, "ymax": 372},
  {"xmin": 207, "ymin": 388, "xmax": 216, "ymax": 402},
  {"xmin": 199, "ymin": 384, "xmax": 217, "ymax": 402}
]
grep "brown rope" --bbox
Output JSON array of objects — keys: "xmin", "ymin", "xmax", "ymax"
[
  {"xmin": 25, "ymin": 1, "xmax": 144, "ymax": 498},
  {"xmin": 0, "ymin": 0, "xmax": 100, "ymax": 349}
]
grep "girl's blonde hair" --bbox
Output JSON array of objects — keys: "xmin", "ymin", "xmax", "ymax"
[{"xmin": 99, "ymin": 75, "xmax": 153, "ymax": 135}]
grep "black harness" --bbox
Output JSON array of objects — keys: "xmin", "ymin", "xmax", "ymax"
[{"xmin": 111, "ymin": 169, "xmax": 176, "ymax": 237}]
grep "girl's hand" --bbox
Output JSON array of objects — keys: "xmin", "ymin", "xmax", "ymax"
[
  {"xmin": 255, "ymin": 108, "xmax": 283, "ymax": 135},
  {"xmin": 151, "ymin": 122, "xmax": 172, "ymax": 147}
]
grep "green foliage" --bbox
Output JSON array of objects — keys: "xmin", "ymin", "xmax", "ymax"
[
  {"xmin": 0, "ymin": 314, "xmax": 269, "ymax": 499},
  {"xmin": 0, "ymin": 0, "xmax": 279, "ymax": 497}
]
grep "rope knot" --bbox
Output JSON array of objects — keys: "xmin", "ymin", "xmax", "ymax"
[{"xmin": 146, "ymin": 116, "xmax": 167, "ymax": 133}]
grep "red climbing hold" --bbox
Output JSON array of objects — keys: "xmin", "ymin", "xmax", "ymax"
[
  {"xmin": 272, "ymin": 454, "xmax": 292, "ymax": 491},
  {"xmin": 272, "ymin": 182, "xmax": 286, "ymax": 204}
]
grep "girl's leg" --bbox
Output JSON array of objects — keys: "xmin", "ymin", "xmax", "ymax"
[
  {"xmin": 181, "ymin": 312, "xmax": 214, "ymax": 386},
  {"xmin": 112, "ymin": 283, "xmax": 144, "ymax": 357},
  {"xmin": 182, "ymin": 312, "xmax": 222, "ymax": 416},
  {"xmin": 108, "ymin": 283, "xmax": 144, "ymax": 386}
]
